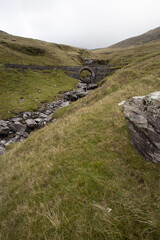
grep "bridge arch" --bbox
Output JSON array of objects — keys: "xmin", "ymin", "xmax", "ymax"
[{"xmin": 79, "ymin": 66, "xmax": 96, "ymax": 83}]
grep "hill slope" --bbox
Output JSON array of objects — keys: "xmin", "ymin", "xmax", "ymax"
[
  {"xmin": 0, "ymin": 31, "xmax": 95, "ymax": 65},
  {"xmin": 110, "ymin": 26, "xmax": 160, "ymax": 48},
  {"xmin": 0, "ymin": 37, "xmax": 160, "ymax": 239},
  {"xmin": 0, "ymin": 31, "xmax": 98, "ymax": 119}
]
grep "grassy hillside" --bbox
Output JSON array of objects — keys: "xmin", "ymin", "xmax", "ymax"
[
  {"xmin": 0, "ymin": 31, "xmax": 96, "ymax": 65},
  {"xmin": 91, "ymin": 27, "xmax": 160, "ymax": 52},
  {"xmin": 0, "ymin": 31, "xmax": 98, "ymax": 119},
  {"xmin": 91, "ymin": 40, "xmax": 160, "ymax": 67},
  {"xmin": 0, "ymin": 38, "xmax": 160, "ymax": 239},
  {"xmin": 109, "ymin": 26, "xmax": 160, "ymax": 48},
  {"xmin": 0, "ymin": 69, "xmax": 78, "ymax": 119}
]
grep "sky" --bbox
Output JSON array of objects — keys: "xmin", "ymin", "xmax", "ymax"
[{"xmin": 0, "ymin": 0, "xmax": 160, "ymax": 49}]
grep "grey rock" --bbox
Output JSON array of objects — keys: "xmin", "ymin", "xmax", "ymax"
[
  {"xmin": 14, "ymin": 134, "xmax": 21, "ymax": 141},
  {"xmin": 64, "ymin": 92, "xmax": 78, "ymax": 101},
  {"xmin": 23, "ymin": 132, "xmax": 29, "ymax": 138},
  {"xmin": 19, "ymin": 97, "xmax": 24, "ymax": 102},
  {"xmin": 31, "ymin": 112, "xmax": 40, "ymax": 119},
  {"xmin": 81, "ymin": 77, "xmax": 92, "ymax": 84},
  {"xmin": 44, "ymin": 116, "xmax": 52, "ymax": 122},
  {"xmin": 43, "ymin": 109, "xmax": 52, "ymax": 115},
  {"xmin": 76, "ymin": 91, "xmax": 88, "ymax": 98},
  {"xmin": 10, "ymin": 122, "xmax": 26, "ymax": 134},
  {"xmin": 0, "ymin": 146, "xmax": 5, "ymax": 155},
  {"xmin": 87, "ymin": 83, "xmax": 98, "ymax": 90},
  {"xmin": 0, "ymin": 140, "xmax": 6, "ymax": 146},
  {"xmin": 60, "ymin": 101, "xmax": 70, "ymax": 107},
  {"xmin": 122, "ymin": 91, "xmax": 160, "ymax": 163},
  {"xmin": 11, "ymin": 117, "xmax": 22, "ymax": 122},
  {"xmin": 35, "ymin": 118, "xmax": 42, "ymax": 123},
  {"xmin": 23, "ymin": 112, "xmax": 32, "ymax": 119},
  {"xmin": 25, "ymin": 119, "xmax": 37, "ymax": 129},
  {"xmin": 39, "ymin": 113, "xmax": 48, "ymax": 119},
  {"xmin": 0, "ymin": 120, "xmax": 9, "ymax": 136},
  {"xmin": 77, "ymin": 82, "xmax": 87, "ymax": 89}
]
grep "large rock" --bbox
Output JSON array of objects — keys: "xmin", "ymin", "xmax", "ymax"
[
  {"xmin": 122, "ymin": 92, "xmax": 160, "ymax": 163},
  {"xmin": 87, "ymin": 83, "xmax": 98, "ymax": 90},
  {"xmin": 25, "ymin": 119, "xmax": 37, "ymax": 129},
  {"xmin": 10, "ymin": 122, "xmax": 26, "ymax": 134},
  {"xmin": 64, "ymin": 92, "xmax": 78, "ymax": 101},
  {"xmin": 60, "ymin": 101, "xmax": 70, "ymax": 107},
  {"xmin": 0, "ymin": 120, "xmax": 10, "ymax": 136}
]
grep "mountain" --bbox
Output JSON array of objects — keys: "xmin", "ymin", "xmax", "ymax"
[
  {"xmin": 0, "ymin": 30, "xmax": 8, "ymax": 34},
  {"xmin": 110, "ymin": 26, "xmax": 160, "ymax": 48},
  {"xmin": 0, "ymin": 29, "xmax": 160, "ymax": 239}
]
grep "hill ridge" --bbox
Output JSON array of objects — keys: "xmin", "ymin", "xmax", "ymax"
[{"xmin": 110, "ymin": 26, "xmax": 160, "ymax": 48}]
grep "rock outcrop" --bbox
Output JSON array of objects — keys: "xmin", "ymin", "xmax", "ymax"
[{"xmin": 122, "ymin": 91, "xmax": 160, "ymax": 163}]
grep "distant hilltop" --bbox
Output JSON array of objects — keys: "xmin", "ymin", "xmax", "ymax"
[
  {"xmin": 0, "ymin": 30, "xmax": 8, "ymax": 34},
  {"xmin": 110, "ymin": 26, "xmax": 160, "ymax": 48}
]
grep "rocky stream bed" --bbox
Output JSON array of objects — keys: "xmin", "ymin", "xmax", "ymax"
[{"xmin": 0, "ymin": 81, "xmax": 98, "ymax": 155}]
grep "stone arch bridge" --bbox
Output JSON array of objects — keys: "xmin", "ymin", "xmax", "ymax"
[{"xmin": 4, "ymin": 64, "xmax": 112, "ymax": 83}]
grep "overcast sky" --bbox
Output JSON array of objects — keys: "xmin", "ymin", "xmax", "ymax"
[{"xmin": 0, "ymin": 0, "xmax": 160, "ymax": 49}]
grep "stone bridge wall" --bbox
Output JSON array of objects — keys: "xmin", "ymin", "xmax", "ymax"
[{"xmin": 4, "ymin": 63, "xmax": 112, "ymax": 82}]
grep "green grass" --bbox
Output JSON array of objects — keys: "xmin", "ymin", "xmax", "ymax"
[
  {"xmin": 0, "ymin": 31, "xmax": 97, "ymax": 66},
  {"xmin": 0, "ymin": 69, "xmax": 78, "ymax": 119},
  {"xmin": 80, "ymin": 69, "xmax": 92, "ymax": 80},
  {"xmin": 91, "ymin": 40, "xmax": 160, "ymax": 67},
  {"xmin": 0, "ymin": 39, "xmax": 160, "ymax": 239}
]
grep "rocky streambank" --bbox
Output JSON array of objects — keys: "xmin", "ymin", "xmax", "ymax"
[
  {"xmin": 122, "ymin": 91, "xmax": 160, "ymax": 163},
  {"xmin": 0, "ymin": 81, "xmax": 98, "ymax": 155}
]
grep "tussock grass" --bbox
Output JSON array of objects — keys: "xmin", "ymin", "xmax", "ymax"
[{"xmin": 0, "ymin": 40, "xmax": 160, "ymax": 239}]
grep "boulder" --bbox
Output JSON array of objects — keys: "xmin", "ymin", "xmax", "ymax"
[
  {"xmin": 31, "ymin": 112, "xmax": 40, "ymax": 119},
  {"xmin": 43, "ymin": 109, "xmax": 52, "ymax": 115},
  {"xmin": 39, "ymin": 113, "xmax": 49, "ymax": 119},
  {"xmin": 64, "ymin": 92, "xmax": 78, "ymax": 101},
  {"xmin": 25, "ymin": 119, "xmax": 37, "ymax": 129},
  {"xmin": 76, "ymin": 91, "xmax": 88, "ymax": 98},
  {"xmin": 77, "ymin": 82, "xmax": 87, "ymax": 90},
  {"xmin": 0, "ymin": 120, "xmax": 9, "ymax": 136},
  {"xmin": 23, "ymin": 112, "xmax": 32, "ymax": 119},
  {"xmin": 10, "ymin": 122, "xmax": 26, "ymax": 134},
  {"xmin": 87, "ymin": 83, "xmax": 98, "ymax": 90},
  {"xmin": 60, "ymin": 101, "xmax": 70, "ymax": 107},
  {"xmin": 11, "ymin": 117, "xmax": 22, "ymax": 122},
  {"xmin": 122, "ymin": 92, "xmax": 160, "ymax": 163}
]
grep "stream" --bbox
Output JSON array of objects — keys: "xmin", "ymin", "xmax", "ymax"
[{"xmin": 0, "ymin": 81, "xmax": 98, "ymax": 155}]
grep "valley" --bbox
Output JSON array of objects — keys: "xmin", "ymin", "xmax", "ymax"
[{"xmin": 0, "ymin": 28, "xmax": 160, "ymax": 240}]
